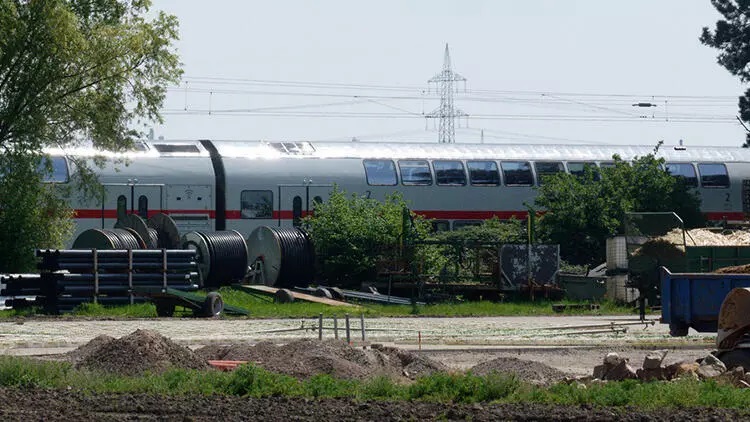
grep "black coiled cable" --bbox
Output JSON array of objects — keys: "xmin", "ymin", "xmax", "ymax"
[
  {"xmin": 269, "ymin": 227, "xmax": 314, "ymax": 288},
  {"xmin": 194, "ymin": 230, "xmax": 248, "ymax": 287}
]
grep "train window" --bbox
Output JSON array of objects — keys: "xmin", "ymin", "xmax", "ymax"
[
  {"xmin": 40, "ymin": 156, "xmax": 69, "ymax": 183},
  {"xmin": 138, "ymin": 195, "xmax": 148, "ymax": 218},
  {"xmin": 599, "ymin": 162, "xmax": 616, "ymax": 170},
  {"xmin": 363, "ymin": 160, "xmax": 397, "ymax": 186},
  {"xmin": 534, "ymin": 161, "xmax": 564, "ymax": 185},
  {"xmin": 567, "ymin": 162, "xmax": 598, "ymax": 177},
  {"xmin": 501, "ymin": 161, "xmax": 533, "ymax": 186},
  {"xmin": 453, "ymin": 220, "xmax": 482, "ymax": 230},
  {"xmin": 398, "ymin": 160, "xmax": 432, "ymax": 185},
  {"xmin": 241, "ymin": 190, "xmax": 273, "ymax": 219},
  {"xmin": 434, "ymin": 160, "xmax": 466, "ymax": 186},
  {"xmin": 467, "ymin": 161, "xmax": 500, "ymax": 186},
  {"xmin": 665, "ymin": 163, "xmax": 698, "ymax": 187},
  {"xmin": 698, "ymin": 163, "xmax": 730, "ymax": 188},
  {"xmin": 431, "ymin": 220, "xmax": 450, "ymax": 232}
]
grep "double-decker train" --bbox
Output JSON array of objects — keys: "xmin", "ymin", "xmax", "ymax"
[{"xmin": 43, "ymin": 139, "xmax": 750, "ymax": 244}]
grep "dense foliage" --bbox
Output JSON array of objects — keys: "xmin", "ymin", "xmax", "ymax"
[
  {"xmin": 418, "ymin": 217, "xmax": 526, "ymax": 281},
  {"xmin": 302, "ymin": 186, "xmax": 431, "ymax": 286},
  {"xmin": 700, "ymin": 0, "xmax": 750, "ymax": 146},
  {"xmin": 0, "ymin": 0, "xmax": 181, "ymax": 271},
  {"xmin": 0, "ymin": 152, "xmax": 72, "ymax": 271},
  {"xmin": 535, "ymin": 153, "xmax": 703, "ymax": 266}
]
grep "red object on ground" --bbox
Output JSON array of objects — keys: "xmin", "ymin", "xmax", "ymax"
[{"xmin": 208, "ymin": 360, "xmax": 248, "ymax": 371}]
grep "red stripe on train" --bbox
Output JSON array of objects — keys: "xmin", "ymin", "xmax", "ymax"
[
  {"xmin": 73, "ymin": 209, "xmax": 746, "ymax": 222},
  {"xmin": 73, "ymin": 209, "xmax": 217, "ymax": 219}
]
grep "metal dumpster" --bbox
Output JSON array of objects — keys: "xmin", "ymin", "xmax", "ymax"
[
  {"xmin": 557, "ymin": 274, "xmax": 606, "ymax": 301},
  {"xmin": 686, "ymin": 246, "xmax": 750, "ymax": 272},
  {"xmin": 661, "ymin": 267, "xmax": 750, "ymax": 336}
]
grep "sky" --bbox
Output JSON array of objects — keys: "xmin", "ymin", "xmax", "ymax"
[{"xmin": 148, "ymin": 0, "xmax": 747, "ymax": 147}]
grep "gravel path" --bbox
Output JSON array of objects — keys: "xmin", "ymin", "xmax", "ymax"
[{"xmin": 0, "ymin": 315, "xmax": 714, "ymax": 351}]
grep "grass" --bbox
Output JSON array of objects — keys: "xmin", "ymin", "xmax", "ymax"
[
  {"xmin": 216, "ymin": 287, "xmax": 635, "ymax": 318},
  {"xmin": 0, "ymin": 356, "xmax": 748, "ymax": 410},
  {"xmin": 0, "ymin": 287, "xmax": 636, "ymax": 319}
]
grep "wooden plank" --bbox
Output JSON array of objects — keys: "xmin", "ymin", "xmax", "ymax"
[{"xmin": 237, "ymin": 285, "xmax": 361, "ymax": 308}]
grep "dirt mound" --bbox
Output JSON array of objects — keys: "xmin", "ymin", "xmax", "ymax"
[
  {"xmin": 66, "ymin": 334, "xmax": 114, "ymax": 364},
  {"xmin": 74, "ymin": 329, "xmax": 208, "ymax": 375},
  {"xmin": 195, "ymin": 339, "xmax": 446, "ymax": 381},
  {"xmin": 469, "ymin": 357, "xmax": 567, "ymax": 385}
]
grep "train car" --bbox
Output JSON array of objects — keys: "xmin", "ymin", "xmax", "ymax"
[{"xmin": 46, "ymin": 139, "xmax": 750, "ymax": 245}]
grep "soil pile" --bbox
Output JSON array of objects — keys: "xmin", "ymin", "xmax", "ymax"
[
  {"xmin": 469, "ymin": 357, "xmax": 567, "ymax": 385},
  {"xmin": 195, "ymin": 339, "xmax": 446, "ymax": 381},
  {"xmin": 73, "ymin": 329, "xmax": 208, "ymax": 375},
  {"xmin": 66, "ymin": 334, "xmax": 114, "ymax": 364},
  {"xmin": 651, "ymin": 228, "xmax": 750, "ymax": 249},
  {"xmin": 714, "ymin": 264, "xmax": 750, "ymax": 274}
]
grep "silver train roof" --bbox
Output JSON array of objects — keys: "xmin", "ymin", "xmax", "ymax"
[
  {"xmin": 211, "ymin": 140, "xmax": 750, "ymax": 162},
  {"xmin": 47, "ymin": 140, "xmax": 750, "ymax": 162}
]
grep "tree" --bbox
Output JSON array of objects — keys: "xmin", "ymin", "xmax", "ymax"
[
  {"xmin": 700, "ymin": 0, "xmax": 750, "ymax": 147},
  {"xmin": 302, "ymin": 186, "xmax": 431, "ymax": 286},
  {"xmin": 534, "ymin": 154, "xmax": 703, "ymax": 266},
  {"xmin": 0, "ymin": 1, "xmax": 181, "ymax": 271}
]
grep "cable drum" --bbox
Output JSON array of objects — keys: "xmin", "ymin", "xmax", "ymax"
[
  {"xmin": 246, "ymin": 226, "xmax": 314, "ymax": 288},
  {"xmin": 146, "ymin": 228, "xmax": 159, "ymax": 249},
  {"xmin": 181, "ymin": 230, "xmax": 248, "ymax": 288},
  {"xmin": 72, "ymin": 228, "xmax": 144, "ymax": 250}
]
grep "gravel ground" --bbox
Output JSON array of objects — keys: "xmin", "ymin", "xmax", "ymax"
[
  {"xmin": 0, "ymin": 315, "xmax": 714, "ymax": 350},
  {"xmin": 0, "ymin": 315, "xmax": 716, "ymax": 378}
]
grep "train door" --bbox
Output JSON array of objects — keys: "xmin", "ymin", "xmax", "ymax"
[
  {"xmin": 165, "ymin": 184, "xmax": 213, "ymax": 233},
  {"xmin": 100, "ymin": 183, "xmax": 163, "ymax": 227},
  {"xmin": 277, "ymin": 183, "xmax": 332, "ymax": 227}
]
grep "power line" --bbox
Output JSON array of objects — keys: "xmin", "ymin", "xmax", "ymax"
[{"xmin": 179, "ymin": 75, "xmax": 739, "ymax": 101}]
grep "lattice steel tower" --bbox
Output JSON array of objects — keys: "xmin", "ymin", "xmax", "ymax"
[{"xmin": 426, "ymin": 44, "xmax": 467, "ymax": 144}]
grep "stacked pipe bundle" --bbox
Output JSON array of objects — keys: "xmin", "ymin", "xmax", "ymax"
[{"xmin": 2, "ymin": 249, "xmax": 200, "ymax": 313}]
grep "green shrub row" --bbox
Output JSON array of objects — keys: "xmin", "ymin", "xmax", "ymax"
[{"xmin": 1, "ymin": 356, "xmax": 749, "ymax": 410}]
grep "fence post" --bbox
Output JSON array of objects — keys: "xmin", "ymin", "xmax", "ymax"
[
  {"xmin": 318, "ymin": 313, "xmax": 323, "ymax": 340},
  {"xmin": 345, "ymin": 314, "xmax": 351, "ymax": 344},
  {"xmin": 333, "ymin": 315, "xmax": 339, "ymax": 339},
  {"xmin": 360, "ymin": 313, "xmax": 366, "ymax": 342}
]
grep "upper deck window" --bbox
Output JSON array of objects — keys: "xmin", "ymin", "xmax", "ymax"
[
  {"xmin": 398, "ymin": 160, "xmax": 432, "ymax": 185},
  {"xmin": 41, "ymin": 156, "xmax": 69, "ymax": 183},
  {"xmin": 433, "ymin": 160, "xmax": 466, "ymax": 186},
  {"xmin": 665, "ymin": 163, "xmax": 698, "ymax": 187},
  {"xmin": 567, "ymin": 161, "xmax": 598, "ymax": 177},
  {"xmin": 152, "ymin": 144, "xmax": 200, "ymax": 153},
  {"xmin": 534, "ymin": 161, "xmax": 564, "ymax": 185},
  {"xmin": 698, "ymin": 163, "xmax": 729, "ymax": 188},
  {"xmin": 467, "ymin": 161, "xmax": 500, "ymax": 186},
  {"xmin": 501, "ymin": 161, "xmax": 533, "ymax": 186},
  {"xmin": 363, "ymin": 159, "xmax": 397, "ymax": 186}
]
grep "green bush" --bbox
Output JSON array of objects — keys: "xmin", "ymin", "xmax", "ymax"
[
  {"xmin": 535, "ymin": 152, "xmax": 703, "ymax": 266},
  {"xmin": 303, "ymin": 186, "xmax": 430, "ymax": 286}
]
